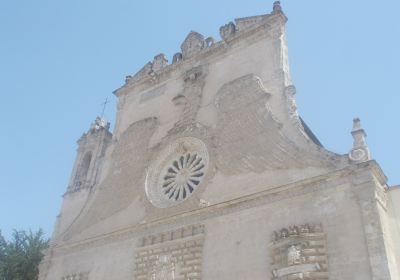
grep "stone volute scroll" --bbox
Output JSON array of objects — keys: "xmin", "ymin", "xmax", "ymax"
[
  {"xmin": 349, "ymin": 118, "xmax": 371, "ymax": 163},
  {"xmin": 270, "ymin": 224, "xmax": 329, "ymax": 280}
]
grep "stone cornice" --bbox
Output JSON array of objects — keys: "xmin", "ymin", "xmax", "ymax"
[
  {"xmin": 113, "ymin": 12, "xmax": 287, "ymax": 98},
  {"xmin": 48, "ymin": 161, "xmax": 380, "ymax": 257},
  {"xmin": 388, "ymin": 185, "xmax": 400, "ymax": 191},
  {"xmin": 357, "ymin": 160, "xmax": 388, "ymax": 186}
]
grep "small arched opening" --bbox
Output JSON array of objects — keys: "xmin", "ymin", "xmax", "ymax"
[{"xmin": 75, "ymin": 152, "xmax": 92, "ymax": 185}]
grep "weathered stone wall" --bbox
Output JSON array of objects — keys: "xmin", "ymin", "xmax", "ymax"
[
  {"xmin": 386, "ymin": 187, "xmax": 400, "ymax": 280},
  {"xmin": 41, "ymin": 164, "xmax": 395, "ymax": 280},
  {"xmin": 39, "ymin": 3, "xmax": 398, "ymax": 280},
  {"xmin": 135, "ymin": 225, "xmax": 204, "ymax": 280}
]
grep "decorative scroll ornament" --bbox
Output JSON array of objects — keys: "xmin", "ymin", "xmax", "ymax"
[
  {"xmin": 270, "ymin": 224, "xmax": 329, "ymax": 280},
  {"xmin": 145, "ymin": 137, "xmax": 209, "ymax": 208}
]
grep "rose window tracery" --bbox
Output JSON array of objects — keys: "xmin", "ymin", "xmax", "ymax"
[
  {"xmin": 162, "ymin": 153, "xmax": 205, "ymax": 201},
  {"xmin": 145, "ymin": 137, "xmax": 209, "ymax": 208}
]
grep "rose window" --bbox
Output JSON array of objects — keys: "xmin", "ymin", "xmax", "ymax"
[
  {"xmin": 145, "ymin": 137, "xmax": 209, "ymax": 208},
  {"xmin": 162, "ymin": 153, "xmax": 205, "ymax": 201}
]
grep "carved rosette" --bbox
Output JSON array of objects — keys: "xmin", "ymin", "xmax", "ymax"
[
  {"xmin": 145, "ymin": 137, "xmax": 209, "ymax": 208},
  {"xmin": 270, "ymin": 224, "xmax": 329, "ymax": 280}
]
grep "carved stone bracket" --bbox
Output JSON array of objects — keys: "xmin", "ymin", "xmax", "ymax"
[
  {"xmin": 270, "ymin": 224, "xmax": 329, "ymax": 280},
  {"xmin": 152, "ymin": 54, "xmax": 169, "ymax": 72}
]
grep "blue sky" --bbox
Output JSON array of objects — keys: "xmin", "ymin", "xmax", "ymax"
[{"xmin": 0, "ymin": 0, "xmax": 399, "ymax": 239}]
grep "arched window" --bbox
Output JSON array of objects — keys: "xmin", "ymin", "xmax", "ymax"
[{"xmin": 78, "ymin": 152, "xmax": 92, "ymax": 182}]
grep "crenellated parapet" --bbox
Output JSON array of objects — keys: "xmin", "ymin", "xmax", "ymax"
[{"xmin": 117, "ymin": 1, "xmax": 287, "ymax": 96}]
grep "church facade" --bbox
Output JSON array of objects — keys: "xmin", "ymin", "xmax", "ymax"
[{"xmin": 39, "ymin": 2, "xmax": 400, "ymax": 280}]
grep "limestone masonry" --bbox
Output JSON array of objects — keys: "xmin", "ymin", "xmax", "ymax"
[{"xmin": 39, "ymin": 2, "xmax": 400, "ymax": 280}]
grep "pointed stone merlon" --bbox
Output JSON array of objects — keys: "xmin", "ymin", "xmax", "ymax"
[{"xmin": 349, "ymin": 118, "xmax": 371, "ymax": 163}]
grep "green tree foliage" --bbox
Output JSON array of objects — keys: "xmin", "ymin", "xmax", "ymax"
[{"xmin": 0, "ymin": 229, "xmax": 49, "ymax": 280}]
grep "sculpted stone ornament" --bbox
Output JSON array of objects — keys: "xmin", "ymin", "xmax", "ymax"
[
  {"xmin": 205, "ymin": 36, "xmax": 215, "ymax": 47},
  {"xmin": 181, "ymin": 31, "xmax": 206, "ymax": 59},
  {"xmin": 270, "ymin": 224, "xmax": 329, "ymax": 280},
  {"xmin": 219, "ymin": 22, "xmax": 236, "ymax": 41},
  {"xmin": 272, "ymin": 1, "xmax": 283, "ymax": 14},
  {"xmin": 183, "ymin": 66, "xmax": 204, "ymax": 83},
  {"xmin": 172, "ymin": 52, "xmax": 183, "ymax": 64},
  {"xmin": 152, "ymin": 53, "xmax": 168, "ymax": 72},
  {"xmin": 349, "ymin": 118, "xmax": 371, "ymax": 163}
]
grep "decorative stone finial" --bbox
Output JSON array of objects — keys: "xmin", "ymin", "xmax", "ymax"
[
  {"xmin": 172, "ymin": 52, "xmax": 183, "ymax": 64},
  {"xmin": 152, "ymin": 53, "xmax": 168, "ymax": 72},
  {"xmin": 273, "ymin": 1, "xmax": 282, "ymax": 13},
  {"xmin": 181, "ymin": 31, "xmax": 206, "ymax": 59},
  {"xmin": 349, "ymin": 118, "xmax": 371, "ymax": 163},
  {"xmin": 219, "ymin": 22, "xmax": 236, "ymax": 41}
]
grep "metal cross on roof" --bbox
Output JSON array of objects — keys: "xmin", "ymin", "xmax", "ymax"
[{"xmin": 100, "ymin": 97, "xmax": 109, "ymax": 118}]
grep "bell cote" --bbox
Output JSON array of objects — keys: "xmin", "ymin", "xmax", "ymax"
[{"xmin": 66, "ymin": 117, "xmax": 112, "ymax": 194}]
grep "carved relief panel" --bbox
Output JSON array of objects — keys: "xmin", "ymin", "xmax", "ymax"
[
  {"xmin": 135, "ymin": 224, "xmax": 204, "ymax": 280},
  {"xmin": 270, "ymin": 224, "xmax": 329, "ymax": 280}
]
